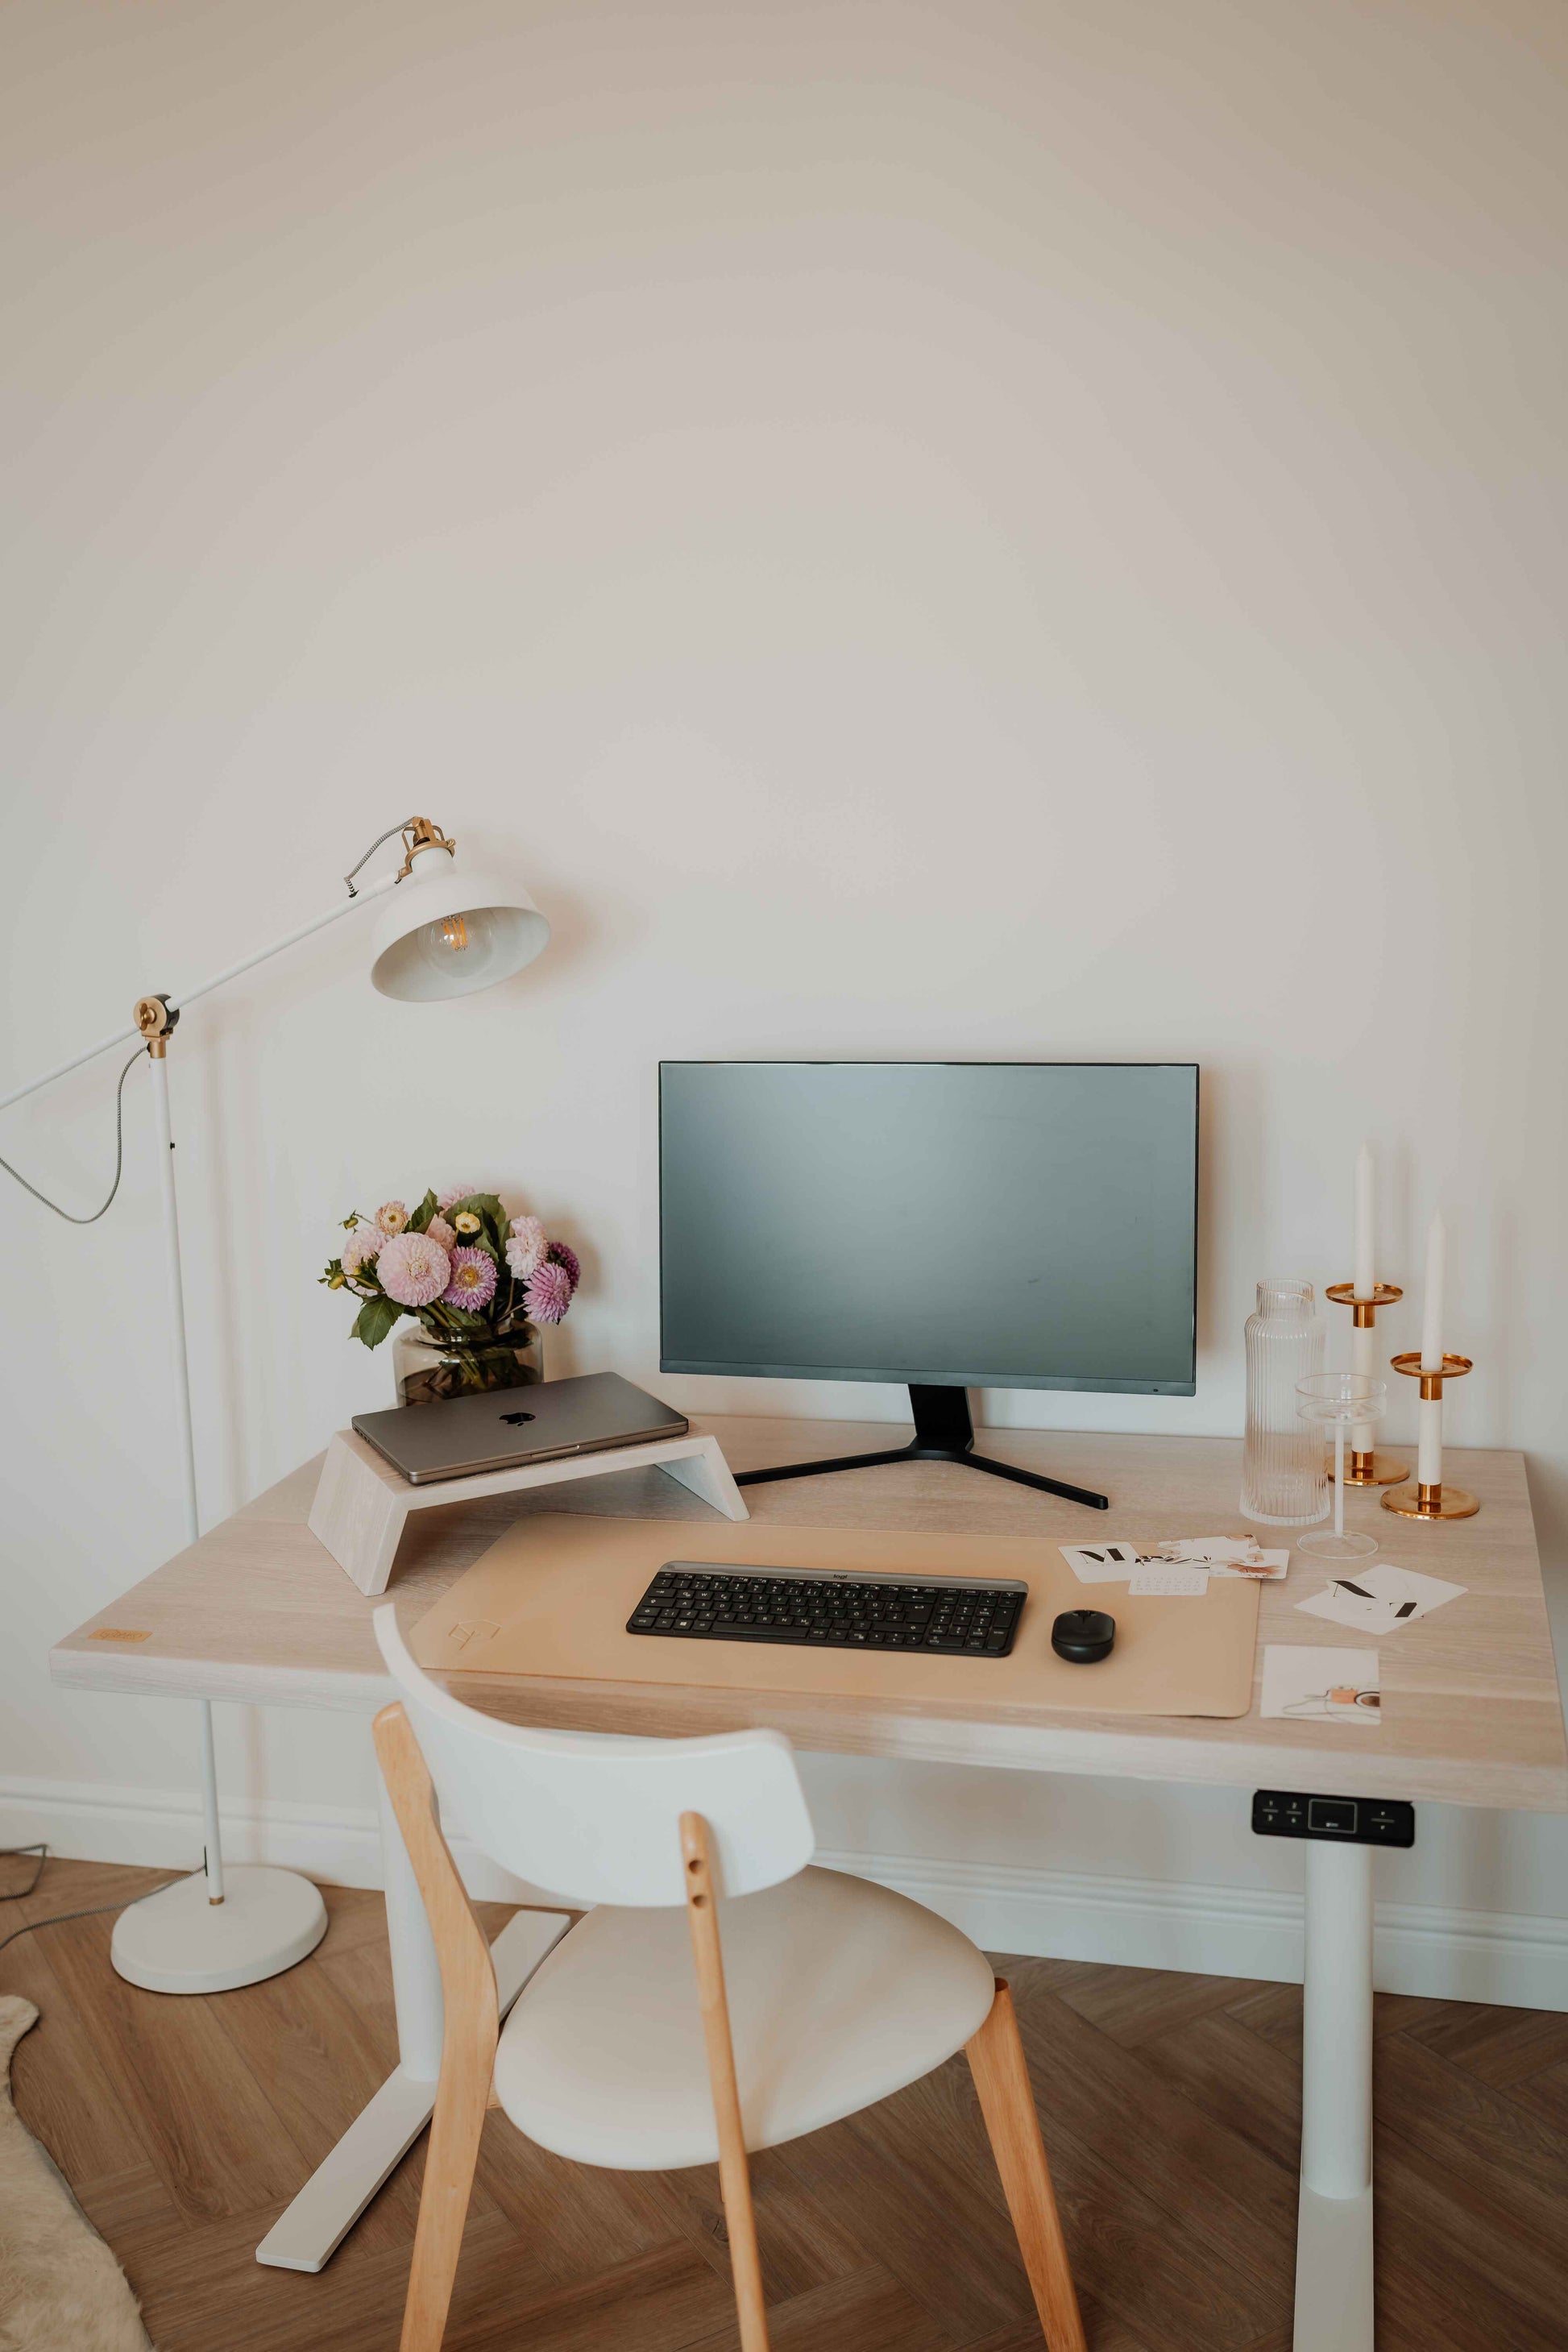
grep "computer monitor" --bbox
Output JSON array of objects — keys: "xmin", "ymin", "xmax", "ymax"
[{"xmin": 658, "ymin": 1060, "xmax": 1199, "ymax": 1511}]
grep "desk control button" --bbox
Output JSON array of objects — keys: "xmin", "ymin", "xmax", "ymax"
[{"xmin": 1251, "ymin": 1789, "xmax": 1415, "ymax": 1847}]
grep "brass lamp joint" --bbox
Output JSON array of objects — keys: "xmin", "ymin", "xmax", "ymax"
[
  {"xmin": 394, "ymin": 816, "xmax": 456, "ymax": 881},
  {"xmin": 342, "ymin": 815, "xmax": 457, "ymax": 898},
  {"xmin": 133, "ymin": 994, "xmax": 179, "ymax": 1058}
]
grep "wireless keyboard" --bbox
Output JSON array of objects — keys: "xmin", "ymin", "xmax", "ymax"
[{"xmin": 625, "ymin": 1562, "xmax": 1026, "ymax": 1655}]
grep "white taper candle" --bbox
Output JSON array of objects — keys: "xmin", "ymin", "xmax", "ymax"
[
  {"xmin": 1353, "ymin": 1143, "xmax": 1375, "ymax": 1301},
  {"xmin": 1350, "ymin": 1144, "xmax": 1377, "ymax": 1455},
  {"xmin": 1420, "ymin": 1212, "xmax": 1446, "ymax": 1373},
  {"xmin": 1419, "ymin": 1211, "xmax": 1446, "ymax": 1487}
]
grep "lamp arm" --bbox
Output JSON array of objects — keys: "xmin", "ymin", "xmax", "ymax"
[
  {"xmin": 160, "ymin": 862, "xmax": 400, "ymax": 1025},
  {"xmin": 0, "ymin": 864, "xmax": 402, "ymax": 1116}
]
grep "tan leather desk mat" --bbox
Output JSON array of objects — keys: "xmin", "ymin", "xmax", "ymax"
[{"xmin": 410, "ymin": 1513, "xmax": 1259, "ymax": 1719}]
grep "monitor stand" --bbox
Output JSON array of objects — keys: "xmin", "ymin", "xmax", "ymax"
[{"xmin": 732, "ymin": 1383, "xmax": 1110, "ymax": 1512}]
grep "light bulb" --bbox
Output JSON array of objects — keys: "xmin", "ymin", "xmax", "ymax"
[{"xmin": 408, "ymin": 904, "xmax": 512, "ymax": 986}]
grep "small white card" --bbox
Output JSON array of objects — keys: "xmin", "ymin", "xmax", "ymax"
[
  {"xmin": 1060, "ymin": 1541, "xmax": 1147, "ymax": 1584},
  {"xmin": 1261, "ymin": 1644, "xmax": 1381, "ymax": 1725},
  {"xmin": 1129, "ymin": 1566, "xmax": 1209, "ymax": 1596},
  {"xmin": 1295, "ymin": 1561, "xmax": 1467, "ymax": 1635},
  {"xmin": 1149, "ymin": 1537, "xmax": 1291, "ymax": 1583},
  {"xmin": 1062, "ymin": 1537, "xmax": 1289, "ymax": 1585}
]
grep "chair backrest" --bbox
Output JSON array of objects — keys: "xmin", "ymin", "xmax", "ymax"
[{"xmin": 372, "ymin": 1603, "xmax": 816, "ymax": 1906}]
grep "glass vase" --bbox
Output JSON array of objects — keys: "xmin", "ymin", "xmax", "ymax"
[
  {"xmin": 392, "ymin": 1322, "xmax": 542, "ymax": 1408},
  {"xmin": 1240, "ymin": 1279, "xmax": 1328, "ymax": 1524}
]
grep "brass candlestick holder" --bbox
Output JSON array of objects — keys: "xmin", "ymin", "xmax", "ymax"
[
  {"xmin": 1324, "ymin": 1282, "xmax": 1408, "ymax": 1485},
  {"xmin": 1381, "ymin": 1352, "xmax": 1479, "ymax": 1519}
]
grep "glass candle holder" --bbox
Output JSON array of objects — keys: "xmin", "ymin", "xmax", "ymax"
[{"xmin": 1296, "ymin": 1373, "xmax": 1386, "ymax": 1562}]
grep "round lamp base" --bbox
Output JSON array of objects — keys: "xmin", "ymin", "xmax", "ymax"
[{"xmin": 110, "ymin": 1865, "xmax": 327, "ymax": 1995}]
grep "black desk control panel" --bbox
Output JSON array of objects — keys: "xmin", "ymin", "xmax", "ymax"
[{"xmin": 1251, "ymin": 1789, "xmax": 1415, "ymax": 1848}]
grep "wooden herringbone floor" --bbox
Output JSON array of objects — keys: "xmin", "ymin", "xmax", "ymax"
[{"xmin": 5, "ymin": 1860, "xmax": 1568, "ymax": 2352}]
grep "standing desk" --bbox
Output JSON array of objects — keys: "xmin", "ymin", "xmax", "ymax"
[{"xmin": 51, "ymin": 1416, "xmax": 1568, "ymax": 2352}]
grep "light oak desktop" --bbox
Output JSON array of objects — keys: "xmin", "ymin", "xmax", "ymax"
[{"xmin": 54, "ymin": 1417, "xmax": 1567, "ymax": 1812}]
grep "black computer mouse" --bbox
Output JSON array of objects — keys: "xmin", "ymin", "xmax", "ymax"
[{"xmin": 1052, "ymin": 1607, "xmax": 1116, "ymax": 1663}]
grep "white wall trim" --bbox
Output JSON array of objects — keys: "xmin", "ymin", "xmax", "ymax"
[
  {"xmin": 835, "ymin": 1845, "xmax": 1568, "ymax": 2013},
  {"xmin": 4, "ymin": 1773, "xmax": 1564, "ymax": 2012}
]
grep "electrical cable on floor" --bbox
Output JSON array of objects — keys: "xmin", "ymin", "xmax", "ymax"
[
  {"xmin": 0, "ymin": 1045, "xmax": 147, "ymax": 1222},
  {"xmin": 0, "ymin": 1843, "xmax": 187, "ymax": 1958}
]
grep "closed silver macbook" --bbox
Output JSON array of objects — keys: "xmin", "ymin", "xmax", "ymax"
[{"xmin": 352, "ymin": 1370, "xmax": 688, "ymax": 1485}]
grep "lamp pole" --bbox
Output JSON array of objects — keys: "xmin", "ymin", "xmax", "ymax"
[{"xmin": 0, "ymin": 817, "xmax": 529, "ymax": 1993}]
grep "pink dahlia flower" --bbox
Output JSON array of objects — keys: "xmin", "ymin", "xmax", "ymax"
[
  {"xmin": 442, "ymin": 1246, "xmax": 498, "ymax": 1309},
  {"xmin": 425, "ymin": 1214, "xmax": 456, "ymax": 1250},
  {"xmin": 505, "ymin": 1214, "xmax": 548, "ymax": 1279},
  {"xmin": 546, "ymin": 1240, "xmax": 581, "ymax": 1294},
  {"xmin": 437, "ymin": 1182, "xmax": 479, "ymax": 1213},
  {"xmin": 378, "ymin": 1230, "xmax": 450, "ymax": 1307},
  {"xmin": 375, "ymin": 1200, "xmax": 409, "ymax": 1236},
  {"xmin": 340, "ymin": 1224, "xmax": 383, "ymax": 1276},
  {"xmin": 524, "ymin": 1259, "xmax": 572, "ymax": 1325}
]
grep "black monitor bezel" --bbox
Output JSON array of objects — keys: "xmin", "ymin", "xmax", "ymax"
[{"xmin": 657, "ymin": 1059, "xmax": 1199, "ymax": 1397}]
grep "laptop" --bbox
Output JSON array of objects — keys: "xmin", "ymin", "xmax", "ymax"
[{"xmin": 352, "ymin": 1370, "xmax": 689, "ymax": 1486}]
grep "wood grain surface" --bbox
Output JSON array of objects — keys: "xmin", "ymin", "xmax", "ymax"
[
  {"xmin": 410, "ymin": 1512, "xmax": 1259, "ymax": 1715},
  {"xmin": 8, "ymin": 1859, "xmax": 1568, "ymax": 2352},
  {"xmin": 51, "ymin": 1415, "xmax": 1568, "ymax": 1810}
]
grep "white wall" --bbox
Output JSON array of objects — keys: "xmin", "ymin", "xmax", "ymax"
[{"xmin": 4, "ymin": 0, "xmax": 1566, "ymax": 1989}]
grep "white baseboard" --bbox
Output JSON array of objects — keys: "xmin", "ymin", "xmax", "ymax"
[
  {"xmin": 832, "ymin": 1846, "xmax": 1568, "ymax": 2013},
  {"xmin": 4, "ymin": 1773, "xmax": 1565, "ymax": 2013}
]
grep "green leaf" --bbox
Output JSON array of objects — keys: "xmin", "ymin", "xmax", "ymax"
[
  {"xmin": 351, "ymin": 1295, "xmax": 404, "ymax": 1350},
  {"xmin": 447, "ymin": 1192, "xmax": 508, "ymax": 1260},
  {"xmin": 406, "ymin": 1188, "xmax": 438, "ymax": 1234}
]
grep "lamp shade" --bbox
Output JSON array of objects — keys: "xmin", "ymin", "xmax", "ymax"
[{"xmin": 369, "ymin": 844, "xmax": 550, "ymax": 1002}]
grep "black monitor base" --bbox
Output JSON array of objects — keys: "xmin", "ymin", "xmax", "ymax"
[{"xmin": 733, "ymin": 1383, "xmax": 1110, "ymax": 1512}]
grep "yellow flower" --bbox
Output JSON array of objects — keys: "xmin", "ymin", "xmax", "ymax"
[{"xmin": 454, "ymin": 1210, "xmax": 482, "ymax": 1234}]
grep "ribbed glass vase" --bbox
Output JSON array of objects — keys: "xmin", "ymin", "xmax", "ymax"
[{"xmin": 1240, "ymin": 1279, "xmax": 1328, "ymax": 1524}]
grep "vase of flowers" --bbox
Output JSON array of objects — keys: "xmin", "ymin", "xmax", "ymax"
[
  {"xmin": 388, "ymin": 1323, "xmax": 542, "ymax": 1408},
  {"xmin": 321, "ymin": 1184, "xmax": 581, "ymax": 1407}
]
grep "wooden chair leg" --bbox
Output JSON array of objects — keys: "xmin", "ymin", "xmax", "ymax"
[
  {"xmin": 375, "ymin": 1703, "xmax": 501, "ymax": 2352},
  {"xmin": 966, "ymin": 1977, "xmax": 1087, "ymax": 2352},
  {"xmin": 681, "ymin": 1813, "xmax": 770, "ymax": 2352},
  {"xmin": 400, "ymin": 2039, "xmax": 493, "ymax": 2352}
]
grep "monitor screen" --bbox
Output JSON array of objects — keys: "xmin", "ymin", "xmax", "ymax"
[{"xmin": 659, "ymin": 1061, "xmax": 1198, "ymax": 1396}]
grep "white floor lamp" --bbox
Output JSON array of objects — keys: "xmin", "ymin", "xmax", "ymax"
[{"xmin": 1, "ymin": 817, "xmax": 550, "ymax": 1993}]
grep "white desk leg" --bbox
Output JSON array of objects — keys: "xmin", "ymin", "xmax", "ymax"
[
  {"xmin": 256, "ymin": 1760, "xmax": 570, "ymax": 2272},
  {"xmin": 1293, "ymin": 1840, "xmax": 1375, "ymax": 2350}
]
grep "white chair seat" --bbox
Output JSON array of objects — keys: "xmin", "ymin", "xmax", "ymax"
[{"xmin": 493, "ymin": 1864, "xmax": 996, "ymax": 2171}]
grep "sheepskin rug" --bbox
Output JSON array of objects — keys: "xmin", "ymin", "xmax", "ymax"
[{"xmin": 0, "ymin": 1997, "xmax": 152, "ymax": 2352}]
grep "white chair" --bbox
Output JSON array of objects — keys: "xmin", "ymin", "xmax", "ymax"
[{"xmin": 371, "ymin": 1603, "xmax": 1087, "ymax": 2352}]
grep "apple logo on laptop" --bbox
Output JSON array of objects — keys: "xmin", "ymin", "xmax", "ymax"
[{"xmin": 500, "ymin": 1410, "xmax": 536, "ymax": 1425}]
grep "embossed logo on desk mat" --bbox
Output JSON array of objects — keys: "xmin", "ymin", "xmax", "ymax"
[
  {"xmin": 410, "ymin": 1514, "xmax": 1259, "ymax": 1719},
  {"xmin": 89, "ymin": 1628, "xmax": 153, "ymax": 1643}
]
